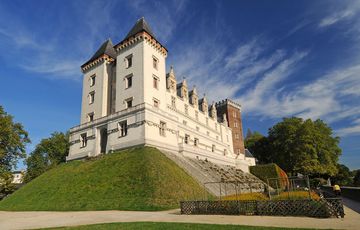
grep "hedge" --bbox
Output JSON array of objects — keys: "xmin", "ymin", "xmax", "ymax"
[{"xmin": 250, "ymin": 163, "xmax": 289, "ymax": 189}]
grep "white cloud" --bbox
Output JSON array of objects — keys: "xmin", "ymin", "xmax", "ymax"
[
  {"xmin": 319, "ymin": 9, "xmax": 355, "ymax": 27},
  {"xmin": 336, "ymin": 125, "xmax": 360, "ymax": 137}
]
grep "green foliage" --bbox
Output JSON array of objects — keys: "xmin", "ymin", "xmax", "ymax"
[
  {"xmin": 250, "ymin": 163, "xmax": 288, "ymax": 189},
  {"xmin": 0, "ymin": 147, "xmax": 208, "ymax": 211},
  {"xmin": 0, "ymin": 105, "xmax": 30, "ymax": 196},
  {"xmin": 0, "ymin": 106, "xmax": 30, "ymax": 172},
  {"xmin": 244, "ymin": 131, "xmax": 264, "ymax": 155},
  {"xmin": 249, "ymin": 117, "xmax": 341, "ymax": 176},
  {"xmin": 353, "ymin": 170, "xmax": 360, "ymax": 186},
  {"xmin": 332, "ymin": 164, "xmax": 353, "ymax": 186},
  {"xmin": 25, "ymin": 132, "xmax": 69, "ymax": 182},
  {"xmin": 0, "ymin": 171, "xmax": 16, "ymax": 198}
]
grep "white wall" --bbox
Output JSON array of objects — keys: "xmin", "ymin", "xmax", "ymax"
[{"xmin": 81, "ymin": 62, "xmax": 112, "ymax": 124}]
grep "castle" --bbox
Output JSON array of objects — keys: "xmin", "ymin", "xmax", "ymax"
[{"xmin": 67, "ymin": 18, "xmax": 255, "ymax": 171}]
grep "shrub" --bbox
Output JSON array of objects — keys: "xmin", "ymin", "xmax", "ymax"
[
  {"xmin": 223, "ymin": 192, "xmax": 267, "ymax": 201},
  {"xmin": 272, "ymin": 191, "xmax": 321, "ymax": 200},
  {"xmin": 250, "ymin": 163, "xmax": 289, "ymax": 189}
]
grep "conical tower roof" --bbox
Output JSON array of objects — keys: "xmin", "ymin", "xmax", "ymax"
[
  {"xmin": 124, "ymin": 17, "xmax": 156, "ymax": 40},
  {"xmin": 82, "ymin": 39, "xmax": 117, "ymax": 68}
]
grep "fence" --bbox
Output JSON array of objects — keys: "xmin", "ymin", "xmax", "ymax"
[{"xmin": 180, "ymin": 198, "xmax": 344, "ymax": 218}]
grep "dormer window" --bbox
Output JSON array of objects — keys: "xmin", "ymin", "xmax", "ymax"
[
  {"xmin": 153, "ymin": 56, "xmax": 158, "ymax": 69},
  {"xmin": 125, "ymin": 54, "xmax": 133, "ymax": 68},
  {"xmin": 90, "ymin": 75, "xmax": 96, "ymax": 87}
]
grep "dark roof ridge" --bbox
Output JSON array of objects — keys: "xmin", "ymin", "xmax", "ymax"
[{"xmin": 81, "ymin": 39, "xmax": 117, "ymax": 68}]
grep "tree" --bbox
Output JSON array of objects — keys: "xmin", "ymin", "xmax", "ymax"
[
  {"xmin": 268, "ymin": 117, "xmax": 341, "ymax": 176},
  {"xmin": 0, "ymin": 106, "xmax": 30, "ymax": 172},
  {"xmin": 0, "ymin": 106, "xmax": 30, "ymax": 196},
  {"xmin": 332, "ymin": 164, "xmax": 353, "ymax": 186},
  {"xmin": 247, "ymin": 117, "xmax": 341, "ymax": 177},
  {"xmin": 25, "ymin": 132, "xmax": 69, "ymax": 182},
  {"xmin": 244, "ymin": 131, "xmax": 272, "ymax": 163},
  {"xmin": 354, "ymin": 170, "xmax": 360, "ymax": 186}
]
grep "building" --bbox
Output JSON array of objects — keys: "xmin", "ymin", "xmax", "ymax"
[
  {"xmin": 11, "ymin": 171, "xmax": 24, "ymax": 184},
  {"xmin": 67, "ymin": 18, "xmax": 255, "ymax": 171}
]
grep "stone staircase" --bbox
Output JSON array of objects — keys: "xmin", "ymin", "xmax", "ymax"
[{"xmin": 160, "ymin": 150, "xmax": 266, "ymax": 197}]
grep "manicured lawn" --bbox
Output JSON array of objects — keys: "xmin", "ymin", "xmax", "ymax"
[
  {"xmin": 0, "ymin": 147, "xmax": 209, "ymax": 211},
  {"xmin": 45, "ymin": 222, "xmax": 320, "ymax": 230}
]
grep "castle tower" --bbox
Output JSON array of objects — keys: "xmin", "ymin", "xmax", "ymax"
[
  {"xmin": 114, "ymin": 17, "xmax": 168, "ymax": 111},
  {"xmin": 80, "ymin": 39, "xmax": 117, "ymax": 124},
  {"xmin": 216, "ymin": 99, "xmax": 245, "ymax": 155}
]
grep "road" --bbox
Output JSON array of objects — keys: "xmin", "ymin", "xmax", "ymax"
[{"xmin": 0, "ymin": 206, "xmax": 359, "ymax": 230}]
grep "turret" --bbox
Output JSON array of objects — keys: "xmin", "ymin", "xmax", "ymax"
[
  {"xmin": 177, "ymin": 79, "xmax": 188, "ymax": 99},
  {"xmin": 189, "ymin": 86, "xmax": 198, "ymax": 108},
  {"xmin": 199, "ymin": 95, "xmax": 208, "ymax": 114},
  {"xmin": 166, "ymin": 66, "xmax": 177, "ymax": 93},
  {"xmin": 210, "ymin": 102, "xmax": 217, "ymax": 119}
]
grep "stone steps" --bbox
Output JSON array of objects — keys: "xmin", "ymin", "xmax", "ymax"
[{"xmin": 160, "ymin": 149, "xmax": 266, "ymax": 197}]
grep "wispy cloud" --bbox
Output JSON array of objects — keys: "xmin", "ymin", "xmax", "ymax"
[
  {"xmin": 319, "ymin": 9, "xmax": 355, "ymax": 27},
  {"xmin": 0, "ymin": 0, "xmax": 119, "ymax": 81}
]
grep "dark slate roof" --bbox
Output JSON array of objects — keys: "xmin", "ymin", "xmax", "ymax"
[
  {"xmin": 245, "ymin": 149, "xmax": 255, "ymax": 158},
  {"xmin": 82, "ymin": 39, "xmax": 117, "ymax": 68},
  {"xmin": 124, "ymin": 17, "xmax": 156, "ymax": 40}
]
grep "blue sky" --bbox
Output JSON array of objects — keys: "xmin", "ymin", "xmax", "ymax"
[{"xmin": 0, "ymin": 0, "xmax": 359, "ymax": 170}]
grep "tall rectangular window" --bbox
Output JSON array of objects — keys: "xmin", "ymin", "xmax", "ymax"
[
  {"xmin": 153, "ymin": 98, "xmax": 159, "ymax": 108},
  {"xmin": 233, "ymin": 111, "xmax": 237, "ymax": 118},
  {"xmin": 125, "ymin": 98, "xmax": 133, "ymax": 108},
  {"xmin": 119, "ymin": 120, "xmax": 128, "ymax": 137},
  {"xmin": 184, "ymin": 104, "xmax": 188, "ymax": 115},
  {"xmin": 80, "ymin": 133, "xmax": 87, "ymax": 148},
  {"xmin": 194, "ymin": 138, "xmax": 199, "ymax": 147},
  {"xmin": 88, "ymin": 112, "xmax": 94, "ymax": 122},
  {"xmin": 234, "ymin": 122, "xmax": 238, "ymax": 128},
  {"xmin": 125, "ymin": 75, "xmax": 132, "ymax": 89},
  {"xmin": 153, "ymin": 75, "xmax": 159, "ymax": 89},
  {"xmin": 195, "ymin": 111, "xmax": 199, "ymax": 121},
  {"xmin": 90, "ymin": 75, "xmax": 96, "ymax": 86},
  {"xmin": 235, "ymin": 133, "xmax": 239, "ymax": 139},
  {"xmin": 159, "ymin": 121, "xmax": 166, "ymax": 136},
  {"xmin": 184, "ymin": 134, "xmax": 189, "ymax": 144},
  {"xmin": 212, "ymin": 145, "xmax": 215, "ymax": 152},
  {"xmin": 153, "ymin": 56, "xmax": 158, "ymax": 69},
  {"xmin": 125, "ymin": 54, "xmax": 132, "ymax": 68},
  {"xmin": 89, "ymin": 91, "xmax": 95, "ymax": 104}
]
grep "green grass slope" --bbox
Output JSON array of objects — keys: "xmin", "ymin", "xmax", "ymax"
[{"xmin": 0, "ymin": 147, "xmax": 207, "ymax": 211}]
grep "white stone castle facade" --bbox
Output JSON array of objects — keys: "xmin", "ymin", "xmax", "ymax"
[{"xmin": 67, "ymin": 18, "xmax": 255, "ymax": 171}]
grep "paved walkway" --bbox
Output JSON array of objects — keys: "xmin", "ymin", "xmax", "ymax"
[
  {"xmin": 0, "ymin": 206, "xmax": 359, "ymax": 230},
  {"xmin": 342, "ymin": 197, "xmax": 360, "ymax": 214}
]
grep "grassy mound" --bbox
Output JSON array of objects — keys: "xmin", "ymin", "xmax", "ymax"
[{"xmin": 0, "ymin": 147, "xmax": 207, "ymax": 211}]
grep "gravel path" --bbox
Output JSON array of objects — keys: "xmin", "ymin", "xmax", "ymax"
[{"xmin": 0, "ymin": 206, "xmax": 359, "ymax": 230}]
